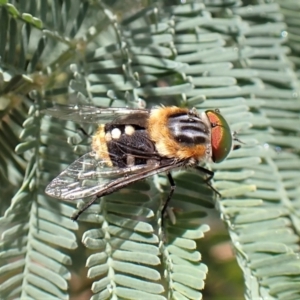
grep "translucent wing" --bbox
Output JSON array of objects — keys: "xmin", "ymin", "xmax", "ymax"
[
  {"xmin": 42, "ymin": 105, "xmax": 150, "ymax": 124},
  {"xmin": 45, "ymin": 151, "xmax": 185, "ymax": 201},
  {"xmin": 45, "ymin": 152, "xmax": 157, "ymax": 200}
]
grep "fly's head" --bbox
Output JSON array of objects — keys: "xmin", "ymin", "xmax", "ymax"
[{"xmin": 203, "ymin": 109, "xmax": 233, "ymax": 163}]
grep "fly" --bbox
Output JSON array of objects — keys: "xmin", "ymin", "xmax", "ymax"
[{"xmin": 44, "ymin": 105, "xmax": 235, "ymax": 220}]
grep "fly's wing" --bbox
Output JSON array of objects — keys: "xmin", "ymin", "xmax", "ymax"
[
  {"xmin": 90, "ymin": 160, "xmax": 186, "ymax": 200},
  {"xmin": 45, "ymin": 151, "xmax": 157, "ymax": 200},
  {"xmin": 45, "ymin": 151, "xmax": 185, "ymax": 201},
  {"xmin": 43, "ymin": 105, "xmax": 150, "ymax": 124}
]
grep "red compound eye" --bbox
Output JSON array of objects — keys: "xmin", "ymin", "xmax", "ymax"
[{"xmin": 205, "ymin": 110, "xmax": 232, "ymax": 163}]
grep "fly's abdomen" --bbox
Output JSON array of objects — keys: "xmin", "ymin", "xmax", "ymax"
[{"xmin": 93, "ymin": 124, "xmax": 157, "ymax": 168}]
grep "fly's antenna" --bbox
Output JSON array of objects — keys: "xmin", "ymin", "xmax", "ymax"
[{"xmin": 232, "ymin": 131, "xmax": 244, "ymax": 151}]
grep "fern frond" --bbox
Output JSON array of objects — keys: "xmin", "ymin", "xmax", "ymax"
[{"xmin": 1, "ymin": 1, "xmax": 300, "ymax": 299}]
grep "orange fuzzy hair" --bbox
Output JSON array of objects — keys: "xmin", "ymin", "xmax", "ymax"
[
  {"xmin": 92, "ymin": 124, "xmax": 113, "ymax": 167},
  {"xmin": 147, "ymin": 107, "xmax": 209, "ymax": 162}
]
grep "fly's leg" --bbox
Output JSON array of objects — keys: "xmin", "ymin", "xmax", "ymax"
[
  {"xmin": 195, "ymin": 166, "xmax": 221, "ymax": 197},
  {"xmin": 71, "ymin": 184, "xmax": 119, "ymax": 220},
  {"xmin": 78, "ymin": 126, "xmax": 91, "ymax": 137},
  {"xmin": 71, "ymin": 195, "xmax": 98, "ymax": 220},
  {"xmin": 161, "ymin": 172, "xmax": 176, "ymax": 226}
]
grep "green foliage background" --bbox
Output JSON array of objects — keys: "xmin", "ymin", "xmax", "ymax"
[{"xmin": 1, "ymin": 0, "xmax": 300, "ymax": 299}]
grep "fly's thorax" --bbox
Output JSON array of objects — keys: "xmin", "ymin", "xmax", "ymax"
[
  {"xmin": 167, "ymin": 110, "xmax": 210, "ymax": 145},
  {"xmin": 148, "ymin": 107, "xmax": 212, "ymax": 162}
]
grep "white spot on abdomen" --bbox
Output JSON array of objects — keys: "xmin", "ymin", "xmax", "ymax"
[
  {"xmin": 111, "ymin": 128, "xmax": 121, "ymax": 140},
  {"xmin": 125, "ymin": 125, "xmax": 135, "ymax": 136}
]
